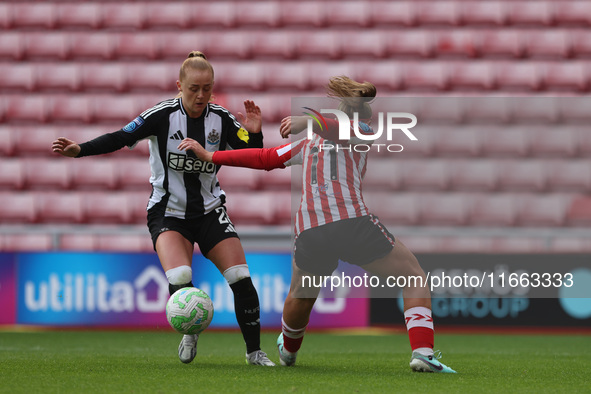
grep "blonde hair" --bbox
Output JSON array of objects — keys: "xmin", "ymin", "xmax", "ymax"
[
  {"xmin": 179, "ymin": 51, "xmax": 214, "ymax": 81},
  {"xmin": 327, "ymin": 76, "xmax": 376, "ymax": 119}
]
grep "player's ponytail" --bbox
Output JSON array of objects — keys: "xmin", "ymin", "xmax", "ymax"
[
  {"xmin": 327, "ymin": 76, "xmax": 376, "ymax": 119},
  {"xmin": 179, "ymin": 50, "xmax": 215, "ymax": 82}
]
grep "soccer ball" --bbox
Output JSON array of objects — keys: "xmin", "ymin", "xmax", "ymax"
[{"xmin": 166, "ymin": 287, "xmax": 214, "ymax": 335}]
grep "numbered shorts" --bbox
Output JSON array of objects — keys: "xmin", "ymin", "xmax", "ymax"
[
  {"xmin": 294, "ymin": 214, "xmax": 396, "ymax": 276},
  {"xmin": 147, "ymin": 205, "xmax": 239, "ymax": 256}
]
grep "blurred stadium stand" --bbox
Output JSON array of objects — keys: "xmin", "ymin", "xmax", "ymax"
[{"xmin": 2, "ymin": 0, "xmax": 591, "ymax": 253}]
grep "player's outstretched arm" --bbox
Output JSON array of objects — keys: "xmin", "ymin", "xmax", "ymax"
[{"xmin": 52, "ymin": 137, "xmax": 81, "ymax": 158}]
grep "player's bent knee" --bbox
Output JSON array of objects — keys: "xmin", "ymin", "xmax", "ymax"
[{"xmin": 223, "ymin": 264, "xmax": 250, "ymax": 285}]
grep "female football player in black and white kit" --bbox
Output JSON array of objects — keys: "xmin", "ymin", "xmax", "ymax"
[{"xmin": 52, "ymin": 51, "xmax": 275, "ymax": 366}]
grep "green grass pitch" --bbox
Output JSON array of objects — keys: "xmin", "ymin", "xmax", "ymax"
[{"xmin": 0, "ymin": 329, "xmax": 589, "ymax": 393}]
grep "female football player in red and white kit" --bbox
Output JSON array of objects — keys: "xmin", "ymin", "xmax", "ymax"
[{"xmin": 179, "ymin": 76, "xmax": 456, "ymax": 373}]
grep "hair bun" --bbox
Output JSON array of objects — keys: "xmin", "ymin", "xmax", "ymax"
[{"xmin": 187, "ymin": 51, "xmax": 207, "ymax": 60}]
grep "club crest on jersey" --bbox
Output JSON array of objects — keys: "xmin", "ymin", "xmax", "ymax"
[
  {"xmin": 122, "ymin": 116, "xmax": 145, "ymax": 133},
  {"xmin": 168, "ymin": 152, "xmax": 215, "ymax": 174},
  {"xmin": 207, "ymin": 129, "xmax": 220, "ymax": 145}
]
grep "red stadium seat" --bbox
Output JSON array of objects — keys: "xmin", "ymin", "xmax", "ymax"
[
  {"xmin": 201, "ymin": 32, "xmax": 252, "ymax": 60},
  {"xmin": 23, "ymin": 33, "xmax": 69, "ymax": 61},
  {"xmin": 414, "ymin": 1, "xmax": 461, "ymax": 26},
  {"xmin": 470, "ymin": 193, "xmax": 519, "ymax": 226},
  {"xmin": 370, "ymin": 1, "xmax": 416, "ymax": 27},
  {"xmin": 402, "ymin": 62, "xmax": 449, "ymax": 91},
  {"xmin": 271, "ymin": 191, "xmax": 296, "ymax": 225},
  {"xmin": 0, "ymin": 3, "xmax": 10, "ymax": 29},
  {"xmin": 279, "ymin": 1, "xmax": 326, "ymax": 27},
  {"xmin": 566, "ymin": 195, "xmax": 591, "ymax": 226},
  {"xmin": 481, "ymin": 126, "xmax": 530, "ymax": 157},
  {"xmin": 0, "ymin": 63, "xmax": 34, "ymax": 92},
  {"xmin": 401, "ymin": 159, "xmax": 451, "ymax": 191},
  {"xmin": 544, "ymin": 62, "xmax": 589, "ymax": 92},
  {"xmin": 363, "ymin": 159, "xmax": 403, "ymax": 191},
  {"xmin": 4, "ymin": 96, "xmax": 50, "ymax": 123},
  {"xmin": 517, "ymin": 194, "xmax": 572, "ymax": 227},
  {"xmin": 250, "ymin": 31, "xmax": 297, "ymax": 60},
  {"xmin": 127, "ymin": 63, "xmax": 177, "ymax": 92},
  {"xmin": 569, "ymin": 31, "xmax": 591, "ymax": 58},
  {"xmin": 70, "ymin": 159, "xmax": 118, "ymax": 190},
  {"xmin": 36, "ymin": 191, "xmax": 85, "ymax": 224},
  {"xmin": 0, "ymin": 33, "xmax": 25, "ymax": 60},
  {"xmin": 433, "ymin": 31, "xmax": 478, "ymax": 58},
  {"xmin": 92, "ymin": 95, "xmax": 141, "ymax": 124},
  {"xmin": 478, "ymin": 30, "xmax": 525, "ymax": 58},
  {"xmin": 224, "ymin": 192, "xmax": 276, "ymax": 225},
  {"xmin": 113, "ymin": 33, "xmax": 161, "ymax": 61},
  {"xmin": 144, "ymin": 2, "xmax": 193, "ymax": 29},
  {"xmin": 126, "ymin": 190, "xmax": 150, "ymax": 224},
  {"xmin": 0, "ymin": 192, "xmax": 37, "ymax": 223},
  {"xmin": 49, "ymin": 95, "xmax": 93, "ymax": 124},
  {"xmin": 351, "ymin": 61, "xmax": 404, "ymax": 91},
  {"xmin": 55, "ymin": 3, "xmax": 102, "ymax": 29},
  {"xmin": 386, "ymin": 31, "xmax": 434, "ymax": 58},
  {"xmin": 506, "ymin": 1, "xmax": 554, "ymax": 26},
  {"xmin": 80, "ymin": 63, "xmax": 127, "ymax": 92},
  {"xmin": 416, "ymin": 98, "xmax": 463, "ymax": 125},
  {"xmin": 494, "ymin": 62, "xmax": 543, "ymax": 91},
  {"xmin": 188, "ymin": 2, "xmax": 237, "ymax": 28},
  {"xmin": 294, "ymin": 31, "xmax": 341, "ymax": 60},
  {"xmin": 523, "ymin": 30, "xmax": 572, "ymax": 59},
  {"xmin": 235, "ymin": 1, "xmax": 280, "ymax": 27},
  {"xmin": 460, "ymin": 1, "xmax": 507, "ymax": 26},
  {"xmin": 214, "ymin": 63, "xmax": 265, "ymax": 91},
  {"xmin": 83, "ymin": 192, "xmax": 133, "ymax": 224},
  {"xmin": 157, "ymin": 31, "xmax": 206, "ymax": 61},
  {"xmin": 14, "ymin": 126, "xmax": 59, "ymax": 156},
  {"xmin": 100, "ymin": 3, "xmax": 145, "ymax": 30},
  {"xmin": 553, "ymin": 1, "xmax": 591, "ymax": 27},
  {"xmin": 528, "ymin": 127, "xmax": 579, "ymax": 157},
  {"xmin": 10, "ymin": 3, "xmax": 56, "ymax": 29},
  {"xmin": 497, "ymin": 159, "xmax": 547, "ymax": 192},
  {"xmin": 69, "ymin": 32, "xmax": 115, "ymax": 60},
  {"xmin": 448, "ymin": 61, "xmax": 495, "ymax": 91},
  {"xmin": 217, "ymin": 166, "xmax": 262, "ymax": 192},
  {"xmin": 545, "ymin": 160, "xmax": 591, "ymax": 193},
  {"xmin": 510, "ymin": 98, "xmax": 559, "ymax": 124},
  {"xmin": 420, "ymin": 192, "xmax": 471, "ymax": 226},
  {"xmin": 0, "ymin": 160, "xmax": 25, "ymax": 190},
  {"xmin": 262, "ymin": 63, "xmax": 309, "ymax": 91},
  {"xmin": 260, "ymin": 168, "xmax": 294, "ymax": 192},
  {"xmin": 463, "ymin": 98, "xmax": 512, "ymax": 124},
  {"xmin": 95, "ymin": 234, "xmax": 154, "ymax": 252},
  {"xmin": 116, "ymin": 158, "xmax": 153, "ymax": 191},
  {"xmin": 59, "ymin": 233, "xmax": 98, "ymax": 251},
  {"xmin": 339, "ymin": 31, "xmax": 387, "ymax": 59},
  {"xmin": 364, "ymin": 192, "xmax": 421, "ymax": 226},
  {"xmin": 24, "ymin": 158, "xmax": 71, "ymax": 190},
  {"xmin": 327, "ymin": 2, "xmax": 372, "ymax": 27},
  {"xmin": 34, "ymin": 63, "xmax": 81, "ymax": 92},
  {"xmin": 0, "ymin": 127, "xmax": 16, "ymax": 157},
  {"xmin": 1, "ymin": 233, "xmax": 53, "ymax": 252},
  {"xmin": 449, "ymin": 159, "xmax": 500, "ymax": 192},
  {"xmin": 557, "ymin": 98, "xmax": 591, "ymax": 124}
]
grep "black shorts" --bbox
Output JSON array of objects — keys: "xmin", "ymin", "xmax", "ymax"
[
  {"xmin": 147, "ymin": 205, "xmax": 239, "ymax": 256},
  {"xmin": 294, "ymin": 214, "xmax": 395, "ymax": 276}
]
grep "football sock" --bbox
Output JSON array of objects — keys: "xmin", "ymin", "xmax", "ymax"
[
  {"xmin": 166, "ymin": 266, "xmax": 194, "ymax": 296},
  {"xmin": 281, "ymin": 317, "xmax": 307, "ymax": 353},
  {"xmin": 168, "ymin": 281, "xmax": 194, "ymax": 296},
  {"xmin": 404, "ymin": 306, "xmax": 434, "ymax": 356},
  {"xmin": 230, "ymin": 277, "xmax": 261, "ymax": 354}
]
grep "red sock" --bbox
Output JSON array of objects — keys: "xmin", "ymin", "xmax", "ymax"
[
  {"xmin": 281, "ymin": 317, "xmax": 306, "ymax": 353},
  {"xmin": 404, "ymin": 307, "xmax": 434, "ymax": 351}
]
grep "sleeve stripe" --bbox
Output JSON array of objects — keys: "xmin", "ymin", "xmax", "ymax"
[{"xmin": 140, "ymin": 98, "xmax": 178, "ymax": 119}]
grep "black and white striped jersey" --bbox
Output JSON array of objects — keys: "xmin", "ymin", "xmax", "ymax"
[{"xmin": 77, "ymin": 97, "xmax": 263, "ymax": 219}]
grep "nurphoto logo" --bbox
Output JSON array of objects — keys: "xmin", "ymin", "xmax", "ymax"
[{"xmin": 303, "ymin": 107, "xmax": 418, "ymax": 153}]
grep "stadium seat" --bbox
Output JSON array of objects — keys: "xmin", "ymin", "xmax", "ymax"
[
  {"xmin": 82, "ymin": 192, "xmax": 133, "ymax": 224},
  {"xmin": 470, "ymin": 193, "xmax": 519, "ymax": 226},
  {"xmin": 34, "ymin": 63, "xmax": 81, "ymax": 92},
  {"xmin": 203, "ymin": 31, "xmax": 253, "ymax": 60},
  {"xmin": 0, "ymin": 159, "xmax": 25, "ymax": 190},
  {"xmin": 351, "ymin": 61, "xmax": 404, "ymax": 91},
  {"xmin": 14, "ymin": 126, "xmax": 59, "ymax": 156},
  {"xmin": 510, "ymin": 98, "xmax": 559, "ymax": 124},
  {"xmin": 188, "ymin": 2, "xmax": 237, "ymax": 28},
  {"xmin": 115, "ymin": 158, "xmax": 153, "ymax": 191},
  {"xmin": 0, "ymin": 127, "xmax": 16, "ymax": 157},
  {"xmin": 480, "ymin": 126, "xmax": 530, "ymax": 157},
  {"xmin": 0, "ymin": 192, "xmax": 37, "ymax": 223},
  {"xmin": 448, "ymin": 61, "xmax": 496, "ymax": 91},
  {"xmin": 420, "ymin": 192, "xmax": 471, "ymax": 226},
  {"xmin": 80, "ymin": 63, "xmax": 127, "ymax": 92},
  {"xmin": 125, "ymin": 190, "xmax": 150, "ymax": 224},
  {"xmin": 460, "ymin": 1, "xmax": 507, "ymax": 26},
  {"xmin": 363, "ymin": 159, "xmax": 403, "ymax": 191},
  {"xmin": 279, "ymin": 1, "xmax": 326, "ymax": 27},
  {"xmin": 24, "ymin": 158, "xmax": 71, "ymax": 190},
  {"xmin": 478, "ymin": 30, "xmax": 525, "ymax": 58},
  {"xmin": 567, "ymin": 31, "xmax": 591, "ymax": 58},
  {"xmin": 70, "ymin": 159, "xmax": 118, "ymax": 190},
  {"xmin": 59, "ymin": 233, "xmax": 98, "ymax": 251},
  {"xmin": 0, "ymin": 33, "xmax": 25, "ymax": 60},
  {"xmin": 363, "ymin": 192, "xmax": 421, "ymax": 226},
  {"xmin": 100, "ymin": 3, "xmax": 145, "ymax": 30},
  {"xmin": 68, "ymin": 32, "xmax": 115, "ymax": 60},
  {"xmin": 491, "ymin": 237, "xmax": 547, "ymax": 253},
  {"xmin": 523, "ymin": 30, "xmax": 572, "ymax": 59},
  {"xmin": 506, "ymin": 1, "xmax": 554, "ymax": 26},
  {"xmin": 112, "ymin": 33, "xmax": 161, "ymax": 61},
  {"xmin": 224, "ymin": 192, "xmax": 276, "ymax": 225},
  {"xmin": 129, "ymin": 62, "xmax": 177, "ymax": 92},
  {"xmin": 401, "ymin": 159, "xmax": 451, "ymax": 191},
  {"xmin": 517, "ymin": 193, "xmax": 572, "ymax": 227},
  {"xmin": 433, "ymin": 128, "xmax": 483, "ymax": 157},
  {"xmin": 217, "ymin": 166, "xmax": 262, "ymax": 192},
  {"xmin": 553, "ymin": 1, "xmax": 591, "ymax": 27},
  {"xmin": 463, "ymin": 98, "xmax": 512, "ymax": 124},
  {"xmin": 370, "ymin": 1, "xmax": 416, "ymax": 27},
  {"xmin": 234, "ymin": 1, "xmax": 281, "ymax": 27},
  {"xmin": 260, "ymin": 168, "xmax": 294, "ymax": 191},
  {"xmin": 49, "ymin": 95, "xmax": 93, "ymax": 124},
  {"xmin": 433, "ymin": 31, "xmax": 478, "ymax": 58},
  {"xmin": 402, "ymin": 62, "xmax": 449, "ymax": 91},
  {"xmin": 214, "ymin": 63, "xmax": 265, "ymax": 91},
  {"xmin": 0, "ymin": 233, "xmax": 53, "ymax": 252},
  {"xmin": 565, "ymin": 195, "xmax": 591, "ymax": 227},
  {"xmin": 143, "ymin": 2, "xmax": 193, "ymax": 29},
  {"xmin": 557, "ymin": 97, "xmax": 591, "ymax": 124},
  {"xmin": 0, "ymin": 63, "xmax": 34, "ymax": 92},
  {"xmin": 92, "ymin": 95, "xmax": 141, "ymax": 124},
  {"xmin": 294, "ymin": 31, "xmax": 341, "ymax": 60},
  {"xmin": 262, "ymin": 63, "xmax": 309, "ymax": 91},
  {"xmin": 543, "ymin": 62, "xmax": 589, "ymax": 92},
  {"xmin": 339, "ymin": 31, "xmax": 387, "ymax": 59},
  {"xmin": 449, "ymin": 159, "xmax": 500, "ymax": 192},
  {"xmin": 10, "ymin": 3, "xmax": 56, "ymax": 29},
  {"xmin": 95, "ymin": 234, "xmax": 154, "ymax": 252},
  {"xmin": 386, "ymin": 31, "xmax": 434, "ymax": 58},
  {"xmin": 528, "ymin": 127, "xmax": 579, "ymax": 157},
  {"xmin": 271, "ymin": 191, "xmax": 296, "ymax": 225},
  {"xmin": 327, "ymin": 2, "xmax": 372, "ymax": 27},
  {"xmin": 250, "ymin": 31, "xmax": 297, "ymax": 60},
  {"xmin": 494, "ymin": 62, "xmax": 543, "ymax": 91},
  {"xmin": 0, "ymin": 3, "xmax": 10, "ymax": 29},
  {"xmin": 414, "ymin": 1, "xmax": 461, "ymax": 26},
  {"xmin": 4, "ymin": 95, "xmax": 50, "ymax": 123},
  {"xmin": 55, "ymin": 3, "xmax": 102, "ymax": 30},
  {"xmin": 23, "ymin": 33, "xmax": 69, "ymax": 61},
  {"xmin": 545, "ymin": 160, "xmax": 591, "ymax": 193},
  {"xmin": 416, "ymin": 99, "xmax": 463, "ymax": 125},
  {"xmin": 497, "ymin": 159, "xmax": 547, "ymax": 192},
  {"xmin": 36, "ymin": 191, "xmax": 85, "ymax": 224}
]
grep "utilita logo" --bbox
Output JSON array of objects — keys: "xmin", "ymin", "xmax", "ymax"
[{"xmin": 304, "ymin": 107, "xmax": 418, "ymax": 153}]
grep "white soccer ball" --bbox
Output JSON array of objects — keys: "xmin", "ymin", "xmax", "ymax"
[{"xmin": 166, "ymin": 287, "xmax": 214, "ymax": 335}]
